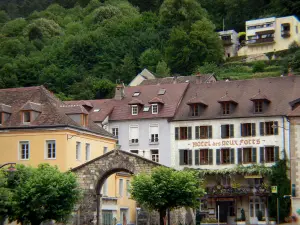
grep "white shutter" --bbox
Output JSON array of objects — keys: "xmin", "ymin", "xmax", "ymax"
[
  {"xmin": 130, "ymin": 125, "xmax": 139, "ymax": 139},
  {"xmin": 150, "ymin": 125, "xmax": 159, "ymax": 135}
]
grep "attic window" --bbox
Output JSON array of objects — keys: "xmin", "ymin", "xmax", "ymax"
[
  {"xmin": 143, "ymin": 106, "xmax": 150, "ymax": 112},
  {"xmin": 152, "ymin": 104, "xmax": 158, "ymax": 114},
  {"xmin": 82, "ymin": 114, "xmax": 88, "ymax": 127},
  {"xmin": 158, "ymin": 89, "xmax": 166, "ymax": 95},
  {"xmin": 133, "ymin": 92, "xmax": 140, "ymax": 97},
  {"xmin": 93, "ymin": 109, "xmax": 100, "ymax": 112},
  {"xmin": 23, "ymin": 111, "xmax": 31, "ymax": 123},
  {"xmin": 132, "ymin": 105, "xmax": 138, "ymax": 115}
]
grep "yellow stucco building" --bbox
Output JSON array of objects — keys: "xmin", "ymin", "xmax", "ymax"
[{"xmin": 0, "ymin": 86, "xmax": 136, "ymax": 225}]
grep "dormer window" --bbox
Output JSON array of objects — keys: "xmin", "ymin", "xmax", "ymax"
[
  {"xmin": 23, "ymin": 111, "xmax": 31, "ymax": 123},
  {"xmin": 254, "ymin": 100, "xmax": 263, "ymax": 113},
  {"xmin": 20, "ymin": 101, "xmax": 42, "ymax": 124},
  {"xmin": 152, "ymin": 104, "xmax": 158, "ymax": 114},
  {"xmin": 132, "ymin": 105, "xmax": 138, "ymax": 115},
  {"xmin": 0, "ymin": 103, "xmax": 12, "ymax": 125},
  {"xmin": 186, "ymin": 97, "xmax": 207, "ymax": 117},
  {"xmin": 218, "ymin": 93, "xmax": 237, "ymax": 116},
  {"xmin": 222, "ymin": 102, "xmax": 230, "ymax": 115},
  {"xmin": 82, "ymin": 114, "xmax": 88, "ymax": 127},
  {"xmin": 250, "ymin": 91, "xmax": 270, "ymax": 114},
  {"xmin": 191, "ymin": 104, "xmax": 200, "ymax": 116}
]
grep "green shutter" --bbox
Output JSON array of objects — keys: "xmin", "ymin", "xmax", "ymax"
[
  {"xmin": 195, "ymin": 150, "xmax": 199, "ymax": 165},
  {"xmin": 260, "ymin": 147, "xmax": 265, "ymax": 163},
  {"xmin": 216, "ymin": 149, "xmax": 220, "ymax": 165},
  {"xmin": 209, "ymin": 149, "xmax": 213, "ymax": 165},
  {"xmin": 179, "ymin": 150, "xmax": 184, "ymax": 165},
  {"xmin": 230, "ymin": 148, "xmax": 235, "ymax": 164},
  {"xmin": 237, "ymin": 148, "xmax": 242, "ymax": 164},
  {"xmin": 230, "ymin": 124, "xmax": 234, "ymax": 138},
  {"xmin": 274, "ymin": 121, "xmax": 279, "ymax": 135},
  {"xmin": 240, "ymin": 124, "xmax": 244, "ymax": 137},
  {"xmin": 188, "ymin": 150, "xmax": 193, "ymax": 165},
  {"xmin": 175, "ymin": 127, "xmax": 179, "ymax": 140},
  {"xmin": 188, "ymin": 127, "xmax": 192, "ymax": 140},
  {"xmin": 221, "ymin": 125, "xmax": 225, "ymax": 138},
  {"xmin": 252, "ymin": 148, "xmax": 257, "ymax": 163},
  {"xmin": 252, "ymin": 123, "xmax": 256, "ymax": 136},
  {"xmin": 195, "ymin": 126, "xmax": 200, "ymax": 139},
  {"xmin": 208, "ymin": 126, "xmax": 212, "ymax": 139},
  {"xmin": 274, "ymin": 146, "xmax": 279, "ymax": 161},
  {"xmin": 260, "ymin": 122, "xmax": 265, "ymax": 136}
]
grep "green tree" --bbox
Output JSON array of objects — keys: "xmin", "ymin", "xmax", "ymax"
[
  {"xmin": 130, "ymin": 167, "xmax": 205, "ymax": 225},
  {"xmin": 156, "ymin": 60, "xmax": 170, "ymax": 77},
  {"xmin": 1, "ymin": 18, "xmax": 27, "ymax": 37},
  {"xmin": 0, "ymin": 171, "xmax": 12, "ymax": 223},
  {"xmin": 139, "ymin": 48, "xmax": 162, "ymax": 72},
  {"xmin": 8, "ymin": 164, "xmax": 81, "ymax": 225}
]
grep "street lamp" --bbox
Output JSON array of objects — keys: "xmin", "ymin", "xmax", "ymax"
[{"xmin": 0, "ymin": 163, "xmax": 16, "ymax": 171}]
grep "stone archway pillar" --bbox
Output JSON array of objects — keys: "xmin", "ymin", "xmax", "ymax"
[{"xmin": 97, "ymin": 194, "xmax": 102, "ymax": 225}]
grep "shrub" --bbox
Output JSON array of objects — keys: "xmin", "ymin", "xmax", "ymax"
[
  {"xmin": 201, "ymin": 218, "xmax": 218, "ymax": 223},
  {"xmin": 252, "ymin": 61, "xmax": 265, "ymax": 73},
  {"xmin": 264, "ymin": 66, "xmax": 281, "ymax": 72}
]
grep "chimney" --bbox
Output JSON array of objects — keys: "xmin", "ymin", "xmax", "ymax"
[
  {"xmin": 114, "ymin": 84, "xmax": 125, "ymax": 100},
  {"xmin": 196, "ymin": 72, "xmax": 202, "ymax": 84}
]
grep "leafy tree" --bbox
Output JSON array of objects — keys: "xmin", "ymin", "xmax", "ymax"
[
  {"xmin": 1, "ymin": 18, "xmax": 27, "ymax": 37},
  {"xmin": 7, "ymin": 164, "xmax": 81, "ymax": 225},
  {"xmin": 156, "ymin": 60, "xmax": 170, "ymax": 77},
  {"xmin": 0, "ymin": 10, "xmax": 10, "ymax": 24},
  {"xmin": 130, "ymin": 167, "xmax": 205, "ymax": 225},
  {"xmin": 0, "ymin": 171, "xmax": 12, "ymax": 223},
  {"xmin": 139, "ymin": 48, "xmax": 162, "ymax": 72}
]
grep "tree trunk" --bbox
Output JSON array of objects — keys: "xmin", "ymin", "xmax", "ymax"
[{"xmin": 159, "ymin": 208, "xmax": 167, "ymax": 225}]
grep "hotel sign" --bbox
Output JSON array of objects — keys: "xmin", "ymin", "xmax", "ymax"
[{"xmin": 192, "ymin": 138, "xmax": 261, "ymax": 148}]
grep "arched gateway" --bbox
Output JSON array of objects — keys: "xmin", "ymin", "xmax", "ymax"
[{"xmin": 71, "ymin": 149, "xmax": 161, "ymax": 225}]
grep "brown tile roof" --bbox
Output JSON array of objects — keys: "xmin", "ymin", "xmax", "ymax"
[
  {"xmin": 288, "ymin": 105, "xmax": 300, "ymax": 116},
  {"xmin": 0, "ymin": 103, "xmax": 12, "ymax": 113},
  {"xmin": 217, "ymin": 93, "xmax": 238, "ymax": 104},
  {"xmin": 250, "ymin": 91, "xmax": 271, "ymax": 102},
  {"xmin": 0, "ymin": 86, "xmax": 114, "ymax": 138},
  {"xmin": 60, "ymin": 105, "xmax": 89, "ymax": 115},
  {"xmin": 140, "ymin": 74, "xmax": 215, "ymax": 85},
  {"xmin": 20, "ymin": 101, "xmax": 42, "ymax": 112},
  {"xmin": 148, "ymin": 97, "xmax": 165, "ymax": 104},
  {"xmin": 186, "ymin": 97, "xmax": 207, "ymax": 106},
  {"xmin": 128, "ymin": 99, "xmax": 144, "ymax": 105},
  {"xmin": 174, "ymin": 76, "xmax": 300, "ymax": 121}
]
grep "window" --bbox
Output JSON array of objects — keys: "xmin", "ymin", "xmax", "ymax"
[
  {"xmin": 23, "ymin": 111, "xmax": 31, "ymax": 123},
  {"xmin": 260, "ymin": 121, "xmax": 278, "ymax": 136},
  {"xmin": 112, "ymin": 127, "xmax": 119, "ymax": 138},
  {"xmin": 254, "ymin": 100, "xmax": 263, "ymax": 113},
  {"xmin": 195, "ymin": 149, "xmax": 213, "ymax": 165},
  {"xmin": 249, "ymin": 197, "xmax": 266, "ymax": 217},
  {"xmin": 126, "ymin": 180, "xmax": 130, "ymax": 197},
  {"xmin": 152, "ymin": 104, "xmax": 158, "ymax": 114},
  {"xmin": 132, "ymin": 92, "xmax": 140, "ymax": 97},
  {"xmin": 102, "ymin": 180, "xmax": 108, "ymax": 196},
  {"xmin": 241, "ymin": 123, "xmax": 256, "ymax": 137},
  {"xmin": 76, "ymin": 142, "xmax": 81, "ymax": 160},
  {"xmin": 221, "ymin": 124, "xmax": 234, "ymax": 138},
  {"xmin": 191, "ymin": 104, "xmax": 200, "ymax": 116},
  {"xmin": 85, "ymin": 143, "xmax": 90, "ymax": 161},
  {"xmin": 158, "ymin": 89, "xmax": 166, "ymax": 95},
  {"xmin": 195, "ymin": 126, "xmax": 212, "ymax": 139},
  {"xmin": 82, "ymin": 114, "xmax": 88, "ymax": 127},
  {"xmin": 119, "ymin": 179, "xmax": 123, "ymax": 197},
  {"xmin": 130, "ymin": 150, "xmax": 139, "ymax": 154},
  {"xmin": 150, "ymin": 124, "xmax": 159, "ymax": 143},
  {"xmin": 216, "ymin": 148, "xmax": 234, "ymax": 164},
  {"xmin": 200, "ymin": 199, "xmax": 208, "ymax": 212},
  {"xmin": 222, "ymin": 103, "xmax": 230, "ymax": 115},
  {"xmin": 179, "ymin": 149, "xmax": 192, "ymax": 165},
  {"xmin": 175, "ymin": 127, "xmax": 192, "ymax": 140},
  {"xmin": 103, "ymin": 146, "xmax": 108, "ymax": 154},
  {"xmin": 131, "ymin": 105, "xmax": 138, "ymax": 115},
  {"xmin": 46, "ymin": 140, "xmax": 56, "ymax": 159},
  {"xmin": 143, "ymin": 106, "xmax": 150, "ymax": 112},
  {"xmin": 19, "ymin": 141, "xmax": 29, "ymax": 160},
  {"xmin": 237, "ymin": 148, "xmax": 257, "ymax": 164},
  {"xmin": 248, "ymin": 178, "xmax": 263, "ymax": 187},
  {"xmin": 151, "ymin": 149, "xmax": 159, "ymax": 162},
  {"xmin": 260, "ymin": 146, "xmax": 279, "ymax": 163},
  {"xmin": 129, "ymin": 125, "xmax": 139, "ymax": 144},
  {"xmin": 221, "ymin": 176, "xmax": 231, "ymax": 186}
]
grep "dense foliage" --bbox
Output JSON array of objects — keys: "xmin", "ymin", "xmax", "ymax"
[
  {"xmin": 0, "ymin": 164, "xmax": 81, "ymax": 225},
  {"xmin": 0, "ymin": 0, "xmax": 223, "ymax": 100},
  {"xmin": 130, "ymin": 167, "xmax": 205, "ymax": 225}
]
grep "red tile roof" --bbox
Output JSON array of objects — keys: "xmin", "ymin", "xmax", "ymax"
[
  {"xmin": 20, "ymin": 101, "xmax": 42, "ymax": 112},
  {"xmin": 148, "ymin": 97, "xmax": 165, "ymax": 104},
  {"xmin": 140, "ymin": 74, "xmax": 215, "ymax": 85}
]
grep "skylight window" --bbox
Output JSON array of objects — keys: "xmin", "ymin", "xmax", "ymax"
[
  {"xmin": 133, "ymin": 92, "xmax": 140, "ymax": 97},
  {"xmin": 93, "ymin": 109, "xmax": 100, "ymax": 112},
  {"xmin": 158, "ymin": 89, "xmax": 166, "ymax": 95},
  {"xmin": 143, "ymin": 106, "xmax": 150, "ymax": 112}
]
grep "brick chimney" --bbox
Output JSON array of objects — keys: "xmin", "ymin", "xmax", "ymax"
[
  {"xmin": 114, "ymin": 84, "xmax": 125, "ymax": 100},
  {"xmin": 196, "ymin": 72, "xmax": 202, "ymax": 84}
]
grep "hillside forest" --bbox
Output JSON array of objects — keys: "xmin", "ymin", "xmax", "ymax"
[{"xmin": 0, "ymin": 0, "xmax": 300, "ymax": 100}]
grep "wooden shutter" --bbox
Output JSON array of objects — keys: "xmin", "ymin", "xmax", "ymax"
[
  {"xmin": 175, "ymin": 127, "xmax": 179, "ymax": 140},
  {"xmin": 188, "ymin": 150, "xmax": 192, "ymax": 165},
  {"xmin": 252, "ymin": 123, "xmax": 256, "ymax": 136},
  {"xmin": 179, "ymin": 150, "xmax": 184, "ymax": 165},
  {"xmin": 188, "ymin": 127, "xmax": 192, "ymax": 140},
  {"xmin": 237, "ymin": 148, "xmax": 242, "ymax": 164},
  {"xmin": 260, "ymin": 147, "xmax": 265, "ymax": 163},
  {"xmin": 252, "ymin": 148, "xmax": 257, "ymax": 163},
  {"xmin": 195, "ymin": 126, "xmax": 200, "ymax": 139},
  {"xmin": 216, "ymin": 149, "xmax": 220, "ymax": 165},
  {"xmin": 274, "ymin": 121, "xmax": 279, "ymax": 135},
  {"xmin": 195, "ymin": 150, "xmax": 199, "ymax": 165},
  {"xmin": 230, "ymin": 124, "xmax": 234, "ymax": 138},
  {"xmin": 221, "ymin": 125, "xmax": 225, "ymax": 138},
  {"xmin": 240, "ymin": 124, "xmax": 244, "ymax": 137},
  {"xmin": 208, "ymin": 126, "xmax": 212, "ymax": 139},
  {"xmin": 260, "ymin": 122, "xmax": 265, "ymax": 136},
  {"xmin": 274, "ymin": 146, "xmax": 279, "ymax": 161},
  {"xmin": 230, "ymin": 148, "xmax": 235, "ymax": 164},
  {"xmin": 209, "ymin": 149, "xmax": 213, "ymax": 165}
]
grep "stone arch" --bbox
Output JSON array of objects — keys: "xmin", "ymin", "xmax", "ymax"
[{"xmin": 71, "ymin": 150, "xmax": 161, "ymax": 225}]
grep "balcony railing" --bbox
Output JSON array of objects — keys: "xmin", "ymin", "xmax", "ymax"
[
  {"xmin": 247, "ymin": 37, "xmax": 274, "ymax": 45},
  {"xmin": 206, "ymin": 184, "xmax": 270, "ymax": 196},
  {"xmin": 129, "ymin": 139, "xmax": 139, "ymax": 145},
  {"xmin": 149, "ymin": 138, "xmax": 159, "ymax": 144},
  {"xmin": 281, "ymin": 30, "xmax": 291, "ymax": 38}
]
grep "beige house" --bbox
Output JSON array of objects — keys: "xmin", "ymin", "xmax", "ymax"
[
  {"xmin": 218, "ymin": 30, "xmax": 239, "ymax": 58},
  {"xmin": 238, "ymin": 16, "xmax": 300, "ymax": 57}
]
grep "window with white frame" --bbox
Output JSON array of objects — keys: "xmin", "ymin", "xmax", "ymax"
[
  {"xmin": 119, "ymin": 179, "xmax": 123, "ymax": 197},
  {"xmin": 152, "ymin": 104, "xmax": 158, "ymax": 114},
  {"xmin": 103, "ymin": 146, "xmax": 108, "ymax": 154},
  {"xmin": 129, "ymin": 125, "xmax": 139, "ymax": 144},
  {"xmin": 23, "ymin": 111, "xmax": 31, "ymax": 123},
  {"xmin": 19, "ymin": 141, "xmax": 29, "ymax": 160},
  {"xmin": 85, "ymin": 143, "xmax": 90, "ymax": 161},
  {"xmin": 149, "ymin": 124, "xmax": 159, "ymax": 143},
  {"xmin": 249, "ymin": 197, "xmax": 266, "ymax": 217},
  {"xmin": 112, "ymin": 127, "xmax": 119, "ymax": 138},
  {"xmin": 130, "ymin": 150, "xmax": 139, "ymax": 154},
  {"xmin": 76, "ymin": 142, "xmax": 81, "ymax": 160},
  {"xmin": 46, "ymin": 140, "xmax": 56, "ymax": 159},
  {"xmin": 151, "ymin": 149, "xmax": 159, "ymax": 162},
  {"xmin": 131, "ymin": 105, "xmax": 138, "ymax": 115}
]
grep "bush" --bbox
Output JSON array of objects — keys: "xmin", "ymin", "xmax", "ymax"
[
  {"xmin": 201, "ymin": 218, "xmax": 218, "ymax": 223},
  {"xmin": 252, "ymin": 61, "xmax": 265, "ymax": 73},
  {"xmin": 264, "ymin": 66, "xmax": 281, "ymax": 72},
  {"xmin": 226, "ymin": 55, "xmax": 247, "ymax": 62}
]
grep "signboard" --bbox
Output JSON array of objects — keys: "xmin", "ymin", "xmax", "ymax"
[
  {"xmin": 271, "ymin": 186, "xmax": 278, "ymax": 193},
  {"xmin": 244, "ymin": 175, "xmax": 262, "ymax": 179},
  {"xmin": 192, "ymin": 138, "xmax": 261, "ymax": 148}
]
